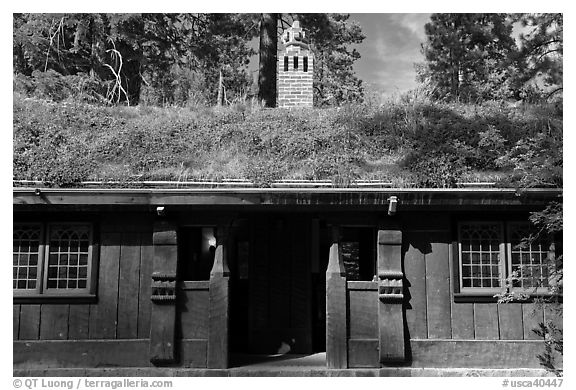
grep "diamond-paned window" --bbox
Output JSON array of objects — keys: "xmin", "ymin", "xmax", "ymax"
[
  {"xmin": 13, "ymin": 224, "xmax": 42, "ymax": 291},
  {"xmin": 457, "ymin": 221, "xmax": 555, "ymax": 295},
  {"xmin": 13, "ymin": 222, "xmax": 95, "ymax": 297}
]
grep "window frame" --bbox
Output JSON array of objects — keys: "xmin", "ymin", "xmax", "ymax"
[
  {"xmin": 506, "ymin": 221, "xmax": 556, "ymax": 296},
  {"xmin": 454, "ymin": 220, "xmax": 556, "ymax": 300},
  {"xmin": 13, "ymin": 221, "xmax": 98, "ymax": 301}
]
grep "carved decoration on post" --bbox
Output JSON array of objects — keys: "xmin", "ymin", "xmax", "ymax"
[
  {"xmin": 207, "ymin": 224, "xmax": 230, "ymax": 369},
  {"xmin": 149, "ymin": 217, "xmax": 178, "ymax": 365},
  {"xmin": 326, "ymin": 225, "xmax": 348, "ymax": 369},
  {"xmin": 377, "ymin": 226, "xmax": 405, "ymax": 363}
]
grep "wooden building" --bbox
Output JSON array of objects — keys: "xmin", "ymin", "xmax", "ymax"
[{"xmin": 13, "ymin": 186, "xmax": 562, "ymax": 371}]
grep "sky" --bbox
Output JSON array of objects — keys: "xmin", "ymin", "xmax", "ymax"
[{"xmin": 348, "ymin": 13, "xmax": 431, "ymax": 96}]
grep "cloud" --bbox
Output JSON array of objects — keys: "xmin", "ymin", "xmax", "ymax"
[{"xmin": 350, "ymin": 13, "xmax": 430, "ymax": 95}]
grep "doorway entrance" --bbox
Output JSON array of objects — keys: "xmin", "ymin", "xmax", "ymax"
[{"xmin": 229, "ymin": 214, "xmax": 325, "ymax": 363}]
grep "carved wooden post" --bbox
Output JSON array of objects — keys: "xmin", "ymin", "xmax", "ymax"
[
  {"xmin": 377, "ymin": 226, "xmax": 405, "ymax": 363},
  {"xmin": 207, "ymin": 224, "xmax": 230, "ymax": 369},
  {"xmin": 149, "ymin": 218, "xmax": 178, "ymax": 365},
  {"xmin": 326, "ymin": 225, "xmax": 347, "ymax": 368}
]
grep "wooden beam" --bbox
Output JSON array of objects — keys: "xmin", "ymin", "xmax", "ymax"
[
  {"xmin": 13, "ymin": 188, "xmax": 562, "ymax": 208},
  {"xmin": 14, "ymin": 339, "xmax": 151, "ymax": 368},
  {"xmin": 409, "ymin": 339, "xmax": 550, "ymax": 368},
  {"xmin": 377, "ymin": 227, "xmax": 405, "ymax": 363},
  {"xmin": 207, "ymin": 224, "xmax": 230, "ymax": 369},
  {"xmin": 149, "ymin": 219, "xmax": 178, "ymax": 365},
  {"xmin": 326, "ymin": 225, "xmax": 347, "ymax": 368}
]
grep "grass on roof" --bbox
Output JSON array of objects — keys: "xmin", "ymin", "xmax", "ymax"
[{"xmin": 13, "ymin": 91, "xmax": 562, "ymax": 188}]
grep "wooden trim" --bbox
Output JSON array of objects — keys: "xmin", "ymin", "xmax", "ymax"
[
  {"xmin": 377, "ymin": 227, "xmax": 405, "ymax": 363},
  {"xmin": 13, "ymin": 295, "xmax": 97, "ymax": 304},
  {"xmin": 149, "ymin": 219, "xmax": 178, "ymax": 365},
  {"xmin": 14, "ymin": 339, "xmax": 151, "ymax": 368},
  {"xmin": 207, "ymin": 225, "xmax": 230, "ymax": 369},
  {"xmin": 409, "ymin": 339, "xmax": 552, "ymax": 368},
  {"xmin": 326, "ymin": 225, "xmax": 348, "ymax": 369},
  {"xmin": 179, "ymin": 281, "xmax": 210, "ymax": 290},
  {"xmin": 13, "ymin": 188, "xmax": 562, "ymax": 208},
  {"xmin": 454, "ymin": 293, "xmax": 562, "ymax": 304},
  {"xmin": 347, "ymin": 281, "xmax": 378, "ymax": 290}
]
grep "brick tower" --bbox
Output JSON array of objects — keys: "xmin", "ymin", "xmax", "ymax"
[{"xmin": 277, "ymin": 21, "xmax": 313, "ymax": 108}]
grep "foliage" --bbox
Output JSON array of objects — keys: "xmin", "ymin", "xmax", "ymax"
[
  {"xmin": 419, "ymin": 14, "xmax": 517, "ymax": 102},
  {"xmin": 418, "ymin": 13, "xmax": 563, "ymax": 103},
  {"xmin": 512, "ymin": 14, "xmax": 563, "ymax": 100},
  {"xmin": 13, "ymin": 13, "xmax": 255, "ymax": 106},
  {"xmin": 13, "ymin": 92, "xmax": 562, "ymax": 188}
]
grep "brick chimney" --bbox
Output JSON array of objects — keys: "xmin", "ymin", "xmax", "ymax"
[{"xmin": 277, "ymin": 21, "xmax": 313, "ymax": 108}]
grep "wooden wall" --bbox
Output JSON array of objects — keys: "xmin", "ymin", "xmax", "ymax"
[
  {"xmin": 347, "ymin": 281, "xmax": 379, "ymax": 368},
  {"xmin": 402, "ymin": 212, "xmax": 546, "ymax": 342},
  {"xmin": 14, "ymin": 213, "xmax": 153, "ymax": 342},
  {"xmin": 178, "ymin": 281, "xmax": 210, "ymax": 367}
]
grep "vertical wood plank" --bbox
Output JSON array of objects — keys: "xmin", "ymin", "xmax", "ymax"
[
  {"xmin": 138, "ymin": 232, "xmax": 153, "ymax": 339},
  {"xmin": 426, "ymin": 235, "xmax": 451, "ymax": 339},
  {"xmin": 40, "ymin": 304, "xmax": 69, "ymax": 340},
  {"xmin": 326, "ymin": 225, "xmax": 347, "ymax": 369},
  {"xmin": 149, "ymin": 220, "xmax": 178, "ymax": 365},
  {"xmin": 522, "ymin": 303, "xmax": 544, "ymax": 340},
  {"xmin": 349, "ymin": 289, "xmax": 378, "ymax": 339},
  {"xmin": 207, "ymin": 225, "xmax": 230, "ymax": 369},
  {"xmin": 180, "ymin": 289, "xmax": 210, "ymax": 339},
  {"xmin": 68, "ymin": 305, "xmax": 90, "ymax": 339},
  {"xmin": 451, "ymin": 303, "xmax": 475, "ymax": 339},
  {"xmin": 13, "ymin": 305, "xmax": 20, "ymax": 340},
  {"xmin": 117, "ymin": 232, "xmax": 141, "ymax": 339},
  {"xmin": 403, "ymin": 233, "xmax": 427, "ymax": 339},
  {"xmin": 498, "ymin": 304, "xmax": 524, "ymax": 340},
  {"xmin": 19, "ymin": 304, "xmax": 41, "ymax": 340},
  {"xmin": 474, "ymin": 303, "xmax": 499, "ymax": 340},
  {"xmin": 377, "ymin": 228, "xmax": 405, "ymax": 363},
  {"xmin": 448, "ymin": 239, "xmax": 474, "ymax": 339},
  {"xmin": 89, "ymin": 232, "xmax": 121, "ymax": 339}
]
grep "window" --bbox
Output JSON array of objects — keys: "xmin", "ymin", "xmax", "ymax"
[
  {"xmin": 293, "ymin": 56, "xmax": 298, "ymax": 70},
  {"xmin": 457, "ymin": 221, "xmax": 555, "ymax": 296},
  {"xmin": 13, "ymin": 222, "xmax": 96, "ymax": 298},
  {"xmin": 284, "ymin": 56, "xmax": 289, "ymax": 72},
  {"xmin": 178, "ymin": 226, "xmax": 216, "ymax": 281},
  {"xmin": 341, "ymin": 227, "xmax": 376, "ymax": 281},
  {"xmin": 303, "ymin": 56, "xmax": 308, "ymax": 72}
]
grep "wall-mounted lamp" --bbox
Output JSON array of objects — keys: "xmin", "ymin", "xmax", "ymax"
[
  {"xmin": 156, "ymin": 206, "xmax": 166, "ymax": 216},
  {"xmin": 34, "ymin": 188, "xmax": 42, "ymax": 196},
  {"xmin": 387, "ymin": 196, "xmax": 398, "ymax": 216},
  {"xmin": 208, "ymin": 236, "xmax": 217, "ymax": 247}
]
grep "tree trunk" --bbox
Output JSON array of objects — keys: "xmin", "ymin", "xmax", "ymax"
[
  {"xmin": 257, "ymin": 13, "xmax": 278, "ymax": 107},
  {"xmin": 217, "ymin": 69, "xmax": 224, "ymax": 106}
]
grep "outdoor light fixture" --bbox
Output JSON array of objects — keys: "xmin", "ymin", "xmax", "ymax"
[
  {"xmin": 208, "ymin": 236, "xmax": 217, "ymax": 247},
  {"xmin": 388, "ymin": 196, "xmax": 398, "ymax": 216},
  {"xmin": 156, "ymin": 206, "xmax": 166, "ymax": 216}
]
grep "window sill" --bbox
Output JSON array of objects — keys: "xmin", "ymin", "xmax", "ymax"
[
  {"xmin": 454, "ymin": 292, "xmax": 562, "ymax": 303},
  {"xmin": 13, "ymin": 294, "xmax": 97, "ymax": 304}
]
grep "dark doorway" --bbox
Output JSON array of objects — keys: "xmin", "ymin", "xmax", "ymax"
[{"xmin": 229, "ymin": 215, "xmax": 323, "ymax": 363}]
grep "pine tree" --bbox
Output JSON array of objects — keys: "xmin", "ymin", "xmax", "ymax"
[{"xmin": 419, "ymin": 13, "xmax": 517, "ymax": 102}]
